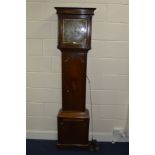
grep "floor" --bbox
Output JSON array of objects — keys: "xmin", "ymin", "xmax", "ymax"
[{"xmin": 26, "ymin": 139, "xmax": 129, "ymax": 155}]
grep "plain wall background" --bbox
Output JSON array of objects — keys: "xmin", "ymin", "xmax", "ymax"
[{"xmin": 26, "ymin": 0, "xmax": 129, "ymax": 141}]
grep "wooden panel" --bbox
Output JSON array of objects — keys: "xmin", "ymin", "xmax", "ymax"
[
  {"xmin": 62, "ymin": 51, "xmax": 87, "ymax": 111},
  {"xmin": 57, "ymin": 110, "xmax": 89, "ymax": 145}
]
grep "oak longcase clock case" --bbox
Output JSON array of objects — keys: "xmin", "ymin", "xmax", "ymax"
[{"xmin": 55, "ymin": 7, "xmax": 96, "ymax": 148}]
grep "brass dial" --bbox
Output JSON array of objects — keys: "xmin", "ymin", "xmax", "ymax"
[{"xmin": 63, "ymin": 19, "xmax": 87, "ymax": 45}]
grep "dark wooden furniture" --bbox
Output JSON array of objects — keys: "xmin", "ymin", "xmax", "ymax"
[{"xmin": 55, "ymin": 7, "xmax": 96, "ymax": 148}]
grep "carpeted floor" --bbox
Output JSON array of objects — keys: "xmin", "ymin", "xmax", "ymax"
[{"xmin": 26, "ymin": 139, "xmax": 129, "ymax": 155}]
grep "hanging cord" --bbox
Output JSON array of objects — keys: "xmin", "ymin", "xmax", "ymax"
[
  {"xmin": 86, "ymin": 75, "xmax": 94, "ymax": 141},
  {"xmin": 86, "ymin": 75, "xmax": 99, "ymax": 151}
]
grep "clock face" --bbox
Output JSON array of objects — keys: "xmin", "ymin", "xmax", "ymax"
[{"xmin": 63, "ymin": 19, "xmax": 87, "ymax": 45}]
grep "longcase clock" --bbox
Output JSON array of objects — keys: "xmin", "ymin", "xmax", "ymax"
[{"xmin": 55, "ymin": 7, "xmax": 96, "ymax": 148}]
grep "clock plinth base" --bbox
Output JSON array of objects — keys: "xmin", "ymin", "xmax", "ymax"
[
  {"xmin": 57, "ymin": 143, "xmax": 89, "ymax": 149},
  {"xmin": 57, "ymin": 109, "xmax": 89, "ymax": 148}
]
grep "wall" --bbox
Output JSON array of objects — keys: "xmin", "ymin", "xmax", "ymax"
[{"xmin": 26, "ymin": 0, "xmax": 129, "ymax": 141}]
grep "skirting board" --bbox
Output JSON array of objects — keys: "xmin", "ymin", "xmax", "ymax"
[{"xmin": 26, "ymin": 130, "xmax": 129, "ymax": 142}]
